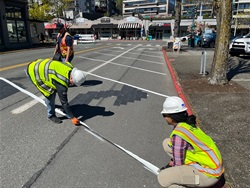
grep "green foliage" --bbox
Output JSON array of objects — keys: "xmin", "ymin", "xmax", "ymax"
[
  {"xmin": 29, "ymin": 0, "xmax": 73, "ymax": 20},
  {"xmin": 29, "ymin": 2, "xmax": 52, "ymax": 20},
  {"xmin": 116, "ymin": 0, "xmax": 123, "ymax": 15}
]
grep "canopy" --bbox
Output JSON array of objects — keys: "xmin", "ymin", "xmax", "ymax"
[{"xmin": 44, "ymin": 23, "xmax": 68, "ymax": 29}]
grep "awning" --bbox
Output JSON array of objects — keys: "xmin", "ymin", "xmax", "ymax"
[
  {"xmin": 45, "ymin": 23, "xmax": 57, "ymax": 29},
  {"xmin": 92, "ymin": 24, "xmax": 118, "ymax": 29},
  {"xmin": 70, "ymin": 23, "xmax": 92, "ymax": 29},
  {"xmin": 44, "ymin": 23, "xmax": 68, "ymax": 29},
  {"xmin": 118, "ymin": 23, "xmax": 141, "ymax": 29}
]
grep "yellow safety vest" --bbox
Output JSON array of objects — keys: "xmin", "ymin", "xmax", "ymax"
[
  {"xmin": 169, "ymin": 122, "xmax": 224, "ymax": 178},
  {"xmin": 27, "ymin": 59, "xmax": 73, "ymax": 97},
  {"xmin": 60, "ymin": 32, "xmax": 74, "ymax": 57}
]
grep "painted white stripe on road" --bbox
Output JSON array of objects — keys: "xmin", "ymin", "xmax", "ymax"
[
  {"xmin": 88, "ymin": 44, "xmax": 140, "ymax": 73},
  {"xmin": 78, "ymin": 55, "xmax": 163, "ymax": 66},
  {"xmin": 11, "ymin": 95, "xmax": 45, "ymax": 114},
  {"xmin": 1, "ymin": 77, "xmax": 160, "ymax": 175},
  {"xmin": 93, "ymin": 52, "xmax": 163, "ymax": 59},
  {"xmin": 83, "ymin": 71, "xmax": 169, "ymax": 98}
]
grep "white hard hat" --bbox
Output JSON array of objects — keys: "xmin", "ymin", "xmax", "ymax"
[
  {"xmin": 71, "ymin": 68, "xmax": 86, "ymax": 86},
  {"xmin": 161, "ymin": 96, "xmax": 187, "ymax": 114}
]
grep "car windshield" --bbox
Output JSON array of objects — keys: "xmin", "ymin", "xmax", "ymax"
[
  {"xmin": 244, "ymin": 33, "xmax": 250, "ymax": 38},
  {"xmin": 203, "ymin": 33, "xmax": 214, "ymax": 38}
]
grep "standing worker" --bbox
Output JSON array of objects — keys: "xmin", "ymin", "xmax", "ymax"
[
  {"xmin": 157, "ymin": 96, "xmax": 224, "ymax": 187},
  {"xmin": 27, "ymin": 59, "xmax": 86, "ymax": 125},
  {"xmin": 53, "ymin": 22, "xmax": 74, "ymax": 63}
]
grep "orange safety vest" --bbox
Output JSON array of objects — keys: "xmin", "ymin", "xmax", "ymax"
[{"xmin": 59, "ymin": 32, "xmax": 74, "ymax": 57}]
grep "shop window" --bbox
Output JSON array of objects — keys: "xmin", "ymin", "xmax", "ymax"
[
  {"xmin": 5, "ymin": 3, "xmax": 27, "ymax": 43},
  {"xmin": 7, "ymin": 20, "xmax": 27, "ymax": 43},
  {"xmin": 5, "ymin": 5, "xmax": 23, "ymax": 19}
]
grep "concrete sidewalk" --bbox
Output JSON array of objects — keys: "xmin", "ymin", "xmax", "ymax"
[{"xmin": 164, "ymin": 46, "xmax": 250, "ymax": 188}]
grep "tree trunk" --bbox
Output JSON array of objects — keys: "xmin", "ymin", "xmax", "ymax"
[
  {"xmin": 174, "ymin": 0, "xmax": 182, "ymax": 38},
  {"xmin": 209, "ymin": 0, "xmax": 232, "ymax": 85}
]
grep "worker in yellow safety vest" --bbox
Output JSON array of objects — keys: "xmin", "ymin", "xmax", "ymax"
[
  {"xmin": 157, "ymin": 96, "xmax": 224, "ymax": 187},
  {"xmin": 27, "ymin": 59, "xmax": 86, "ymax": 124},
  {"xmin": 53, "ymin": 22, "xmax": 74, "ymax": 63}
]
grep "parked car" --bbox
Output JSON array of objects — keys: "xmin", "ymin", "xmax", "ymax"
[
  {"xmin": 180, "ymin": 34, "xmax": 191, "ymax": 42},
  {"xmin": 199, "ymin": 33, "xmax": 216, "ymax": 48},
  {"xmin": 229, "ymin": 32, "xmax": 250, "ymax": 56}
]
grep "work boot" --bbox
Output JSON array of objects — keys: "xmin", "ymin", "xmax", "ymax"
[{"xmin": 48, "ymin": 115, "xmax": 62, "ymax": 124}]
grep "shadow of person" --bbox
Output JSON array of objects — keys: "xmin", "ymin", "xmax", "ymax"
[
  {"xmin": 83, "ymin": 80, "xmax": 103, "ymax": 87},
  {"xmin": 68, "ymin": 104, "xmax": 114, "ymax": 121},
  {"xmin": 227, "ymin": 56, "xmax": 250, "ymax": 81},
  {"xmin": 68, "ymin": 80, "xmax": 103, "ymax": 88}
]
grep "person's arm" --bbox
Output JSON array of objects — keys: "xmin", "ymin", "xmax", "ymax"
[
  {"xmin": 171, "ymin": 135, "xmax": 189, "ymax": 166},
  {"xmin": 65, "ymin": 35, "xmax": 73, "ymax": 62}
]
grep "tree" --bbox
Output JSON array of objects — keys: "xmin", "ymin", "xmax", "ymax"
[
  {"xmin": 29, "ymin": 2, "xmax": 52, "ymax": 20},
  {"xmin": 208, "ymin": 0, "xmax": 232, "ymax": 85},
  {"xmin": 116, "ymin": 0, "xmax": 123, "ymax": 15},
  {"xmin": 174, "ymin": 0, "xmax": 182, "ymax": 38}
]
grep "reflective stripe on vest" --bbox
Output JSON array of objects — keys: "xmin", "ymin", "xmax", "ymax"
[
  {"xmin": 171, "ymin": 123, "xmax": 224, "ymax": 178},
  {"xmin": 60, "ymin": 33, "xmax": 74, "ymax": 57},
  {"xmin": 34, "ymin": 59, "xmax": 54, "ymax": 94}
]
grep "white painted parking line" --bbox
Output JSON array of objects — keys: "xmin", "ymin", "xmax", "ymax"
[
  {"xmin": 79, "ymin": 54, "xmax": 163, "ymax": 65},
  {"xmin": 12, "ymin": 44, "xmax": 163, "ymax": 115},
  {"xmin": 86, "ymin": 44, "xmax": 140, "ymax": 73},
  {"xmin": 108, "ymin": 62, "xmax": 166, "ymax": 75},
  {"xmin": 99, "ymin": 49, "xmax": 162, "ymax": 58},
  {"xmin": 11, "ymin": 95, "xmax": 45, "ymax": 114},
  {"xmin": 93, "ymin": 51, "xmax": 162, "ymax": 59}
]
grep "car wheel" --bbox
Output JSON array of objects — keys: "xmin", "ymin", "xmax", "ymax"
[{"xmin": 209, "ymin": 42, "xmax": 215, "ymax": 48}]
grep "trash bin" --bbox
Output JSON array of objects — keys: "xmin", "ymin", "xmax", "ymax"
[
  {"xmin": 190, "ymin": 38, "xmax": 195, "ymax": 47},
  {"xmin": 149, "ymin": 35, "xmax": 152, "ymax": 40}
]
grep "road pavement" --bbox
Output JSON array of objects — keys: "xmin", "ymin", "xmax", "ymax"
[{"xmin": 1, "ymin": 41, "xmax": 175, "ymax": 188}]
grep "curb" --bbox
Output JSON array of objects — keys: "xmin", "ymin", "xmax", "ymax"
[{"xmin": 162, "ymin": 47, "xmax": 192, "ymax": 115}]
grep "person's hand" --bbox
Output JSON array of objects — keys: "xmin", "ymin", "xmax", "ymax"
[{"xmin": 71, "ymin": 117, "xmax": 80, "ymax": 125}]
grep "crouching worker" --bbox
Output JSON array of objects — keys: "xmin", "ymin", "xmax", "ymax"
[
  {"xmin": 157, "ymin": 96, "xmax": 224, "ymax": 188},
  {"xmin": 27, "ymin": 59, "xmax": 86, "ymax": 125}
]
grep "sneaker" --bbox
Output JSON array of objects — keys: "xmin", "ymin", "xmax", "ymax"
[{"xmin": 48, "ymin": 115, "xmax": 62, "ymax": 124}]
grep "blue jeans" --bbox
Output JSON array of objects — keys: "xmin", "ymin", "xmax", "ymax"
[
  {"xmin": 61, "ymin": 54, "xmax": 74, "ymax": 63},
  {"xmin": 45, "ymin": 92, "xmax": 56, "ymax": 118}
]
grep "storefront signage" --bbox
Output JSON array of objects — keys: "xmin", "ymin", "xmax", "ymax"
[
  {"xmin": 101, "ymin": 18, "xmax": 110, "ymax": 23},
  {"xmin": 152, "ymin": 23, "xmax": 171, "ymax": 27},
  {"xmin": 76, "ymin": 18, "xmax": 85, "ymax": 23}
]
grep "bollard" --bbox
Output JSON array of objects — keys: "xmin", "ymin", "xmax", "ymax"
[{"xmin": 199, "ymin": 50, "xmax": 207, "ymax": 76}]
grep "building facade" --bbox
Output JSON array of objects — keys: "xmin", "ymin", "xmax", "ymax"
[
  {"xmin": 123, "ymin": 0, "xmax": 175, "ymax": 18},
  {"xmin": 0, "ymin": 0, "xmax": 32, "ymax": 50}
]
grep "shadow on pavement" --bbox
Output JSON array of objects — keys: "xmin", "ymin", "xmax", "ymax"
[{"xmin": 227, "ymin": 57, "xmax": 250, "ymax": 81}]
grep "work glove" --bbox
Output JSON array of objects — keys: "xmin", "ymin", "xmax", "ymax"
[{"xmin": 71, "ymin": 117, "xmax": 80, "ymax": 125}]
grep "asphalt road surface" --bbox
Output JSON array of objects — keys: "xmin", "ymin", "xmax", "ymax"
[{"xmin": 0, "ymin": 41, "xmax": 178, "ymax": 188}]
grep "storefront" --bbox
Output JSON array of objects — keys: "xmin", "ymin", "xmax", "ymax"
[
  {"xmin": 148, "ymin": 22, "xmax": 172, "ymax": 40},
  {"xmin": 0, "ymin": 0, "xmax": 32, "ymax": 50}
]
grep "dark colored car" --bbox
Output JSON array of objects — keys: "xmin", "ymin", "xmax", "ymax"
[{"xmin": 199, "ymin": 33, "xmax": 216, "ymax": 48}]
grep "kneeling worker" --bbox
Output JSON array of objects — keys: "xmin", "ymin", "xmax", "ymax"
[
  {"xmin": 158, "ymin": 96, "xmax": 224, "ymax": 187},
  {"xmin": 27, "ymin": 59, "xmax": 86, "ymax": 125}
]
